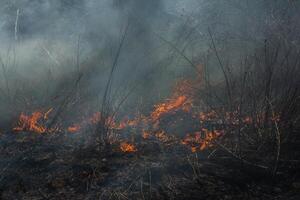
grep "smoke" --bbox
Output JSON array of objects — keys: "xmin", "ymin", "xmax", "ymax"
[
  {"xmin": 0, "ymin": 0, "xmax": 190, "ymax": 125},
  {"xmin": 0, "ymin": 0, "xmax": 299, "ymax": 127}
]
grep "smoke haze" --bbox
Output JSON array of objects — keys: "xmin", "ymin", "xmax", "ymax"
[{"xmin": 0, "ymin": 0, "xmax": 299, "ymax": 125}]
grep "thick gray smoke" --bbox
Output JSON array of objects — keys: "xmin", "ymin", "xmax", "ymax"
[
  {"xmin": 0, "ymin": 0, "xmax": 198, "ymax": 125},
  {"xmin": 0, "ymin": 0, "xmax": 299, "ymax": 127}
]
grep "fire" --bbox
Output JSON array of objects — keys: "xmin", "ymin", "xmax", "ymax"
[
  {"xmin": 113, "ymin": 118, "xmax": 140, "ymax": 130},
  {"xmin": 120, "ymin": 142, "xmax": 137, "ymax": 153},
  {"xmin": 151, "ymin": 95, "xmax": 191, "ymax": 121},
  {"xmin": 11, "ymin": 75, "xmax": 224, "ymax": 152},
  {"xmin": 199, "ymin": 130, "xmax": 215, "ymax": 150},
  {"xmin": 191, "ymin": 146, "xmax": 197, "ymax": 153},
  {"xmin": 67, "ymin": 112, "xmax": 141, "ymax": 133},
  {"xmin": 181, "ymin": 130, "xmax": 217, "ymax": 152},
  {"xmin": 66, "ymin": 112, "xmax": 101, "ymax": 133},
  {"xmin": 199, "ymin": 111, "xmax": 217, "ymax": 121},
  {"xmin": 142, "ymin": 130, "xmax": 151, "ymax": 139},
  {"xmin": 155, "ymin": 130, "xmax": 174, "ymax": 144},
  {"xmin": 13, "ymin": 109, "xmax": 54, "ymax": 134},
  {"xmin": 118, "ymin": 120, "xmax": 128, "ymax": 130},
  {"xmin": 149, "ymin": 79, "xmax": 195, "ymax": 123},
  {"xmin": 13, "ymin": 112, "xmax": 46, "ymax": 133},
  {"xmin": 11, "ymin": 70, "xmax": 284, "ymax": 156},
  {"xmin": 44, "ymin": 108, "xmax": 53, "ymax": 120},
  {"xmin": 89, "ymin": 112, "xmax": 101, "ymax": 124},
  {"xmin": 67, "ymin": 124, "xmax": 81, "ymax": 133}
]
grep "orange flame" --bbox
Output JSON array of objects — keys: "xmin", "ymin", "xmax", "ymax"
[
  {"xmin": 155, "ymin": 130, "xmax": 174, "ymax": 143},
  {"xmin": 181, "ymin": 130, "xmax": 217, "ymax": 152},
  {"xmin": 13, "ymin": 75, "xmax": 224, "ymax": 153},
  {"xmin": 13, "ymin": 111, "xmax": 49, "ymax": 134},
  {"xmin": 67, "ymin": 124, "xmax": 81, "ymax": 133},
  {"xmin": 142, "ymin": 130, "xmax": 151, "ymax": 139},
  {"xmin": 120, "ymin": 142, "xmax": 137, "ymax": 153},
  {"xmin": 151, "ymin": 95, "xmax": 190, "ymax": 121}
]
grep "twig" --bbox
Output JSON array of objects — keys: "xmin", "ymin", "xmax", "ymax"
[
  {"xmin": 38, "ymin": 189, "xmax": 49, "ymax": 200},
  {"xmin": 101, "ymin": 22, "xmax": 129, "ymax": 113},
  {"xmin": 149, "ymin": 169, "xmax": 152, "ymax": 200},
  {"xmin": 15, "ymin": 9, "xmax": 20, "ymax": 41},
  {"xmin": 0, "ymin": 55, "xmax": 10, "ymax": 98},
  {"xmin": 47, "ymin": 73, "xmax": 83, "ymax": 130},
  {"xmin": 215, "ymin": 141, "xmax": 269, "ymax": 170},
  {"xmin": 140, "ymin": 179, "xmax": 145, "ymax": 200},
  {"xmin": 208, "ymin": 149, "xmax": 217, "ymax": 159},
  {"xmin": 153, "ymin": 32, "xmax": 201, "ymax": 75},
  {"xmin": 111, "ymin": 84, "xmax": 138, "ymax": 120},
  {"xmin": 208, "ymin": 28, "xmax": 232, "ymax": 107},
  {"xmin": 41, "ymin": 46, "xmax": 60, "ymax": 66},
  {"xmin": 267, "ymin": 98, "xmax": 281, "ymax": 177},
  {"xmin": 99, "ymin": 22, "xmax": 129, "ymax": 143}
]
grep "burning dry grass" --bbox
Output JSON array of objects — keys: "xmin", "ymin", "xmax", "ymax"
[
  {"xmin": 0, "ymin": 2, "xmax": 299, "ymax": 199},
  {"xmin": 11, "ymin": 77, "xmax": 223, "ymax": 154},
  {"xmin": 119, "ymin": 141, "xmax": 137, "ymax": 153},
  {"xmin": 11, "ymin": 72, "xmax": 285, "ymax": 156},
  {"xmin": 151, "ymin": 95, "xmax": 191, "ymax": 121},
  {"xmin": 5, "ymin": 42, "xmax": 299, "ymax": 199},
  {"xmin": 2, "ymin": 70, "xmax": 299, "ymax": 200},
  {"xmin": 13, "ymin": 108, "xmax": 56, "ymax": 134},
  {"xmin": 13, "ymin": 112, "xmax": 47, "ymax": 134}
]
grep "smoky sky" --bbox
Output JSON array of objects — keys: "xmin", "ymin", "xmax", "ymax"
[
  {"xmin": 0, "ymin": 0, "xmax": 299, "ymax": 129},
  {"xmin": 1, "ymin": 0, "xmax": 298, "ymax": 118},
  {"xmin": 0, "ymin": 0, "xmax": 189, "ymax": 43},
  {"xmin": 0, "ymin": 0, "xmax": 194, "ymax": 77},
  {"xmin": 0, "ymin": 1, "xmax": 197, "ymax": 111}
]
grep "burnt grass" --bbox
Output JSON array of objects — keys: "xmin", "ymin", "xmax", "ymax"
[{"xmin": 0, "ymin": 131, "xmax": 299, "ymax": 200}]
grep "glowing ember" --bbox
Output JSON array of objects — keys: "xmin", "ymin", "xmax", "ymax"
[
  {"xmin": 120, "ymin": 142, "xmax": 137, "ymax": 153},
  {"xmin": 191, "ymin": 146, "xmax": 197, "ymax": 153},
  {"xmin": 199, "ymin": 111, "xmax": 218, "ymax": 121},
  {"xmin": 142, "ymin": 130, "xmax": 151, "ymax": 139},
  {"xmin": 67, "ymin": 124, "xmax": 81, "ymax": 133},
  {"xmin": 89, "ymin": 112, "xmax": 101, "ymax": 124},
  {"xmin": 155, "ymin": 130, "xmax": 174, "ymax": 144},
  {"xmin": 69, "ymin": 111, "xmax": 143, "ymax": 132}
]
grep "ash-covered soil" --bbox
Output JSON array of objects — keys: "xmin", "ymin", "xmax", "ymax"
[{"xmin": 0, "ymin": 132, "xmax": 299, "ymax": 200}]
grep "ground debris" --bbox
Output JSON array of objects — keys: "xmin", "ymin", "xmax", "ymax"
[{"xmin": 0, "ymin": 132, "xmax": 299, "ymax": 200}]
